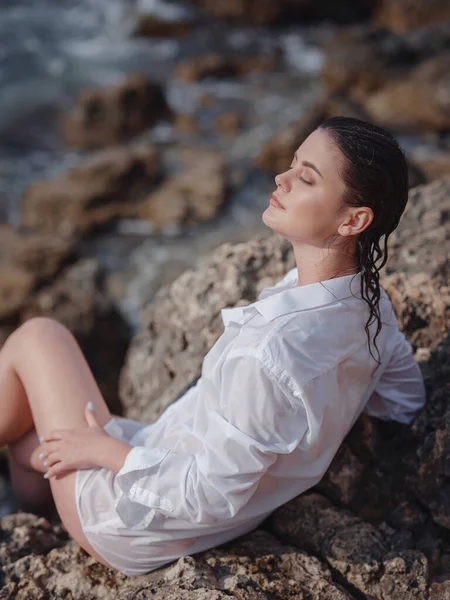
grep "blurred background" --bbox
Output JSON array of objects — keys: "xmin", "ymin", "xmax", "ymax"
[{"xmin": 0, "ymin": 0, "xmax": 449, "ymax": 514}]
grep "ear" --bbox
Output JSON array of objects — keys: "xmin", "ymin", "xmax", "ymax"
[{"xmin": 338, "ymin": 206, "xmax": 373, "ymax": 237}]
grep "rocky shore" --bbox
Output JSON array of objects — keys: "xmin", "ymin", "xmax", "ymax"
[{"xmin": 0, "ymin": 0, "xmax": 449, "ymax": 597}]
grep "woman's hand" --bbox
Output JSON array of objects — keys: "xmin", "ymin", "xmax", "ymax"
[{"xmin": 40, "ymin": 403, "xmax": 115, "ymax": 479}]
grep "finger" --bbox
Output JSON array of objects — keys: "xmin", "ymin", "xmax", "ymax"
[
  {"xmin": 45, "ymin": 452, "xmax": 60, "ymax": 467},
  {"xmin": 44, "ymin": 430, "xmax": 70, "ymax": 442},
  {"xmin": 41, "ymin": 441, "xmax": 59, "ymax": 455},
  {"xmin": 85, "ymin": 403, "xmax": 101, "ymax": 429},
  {"xmin": 46, "ymin": 463, "xmax": 73, "ymax": 480}
]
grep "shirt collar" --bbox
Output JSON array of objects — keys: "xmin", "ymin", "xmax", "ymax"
[{"xmin": 221, "ymin": 270, "xmax": 362, "ymax": 326}]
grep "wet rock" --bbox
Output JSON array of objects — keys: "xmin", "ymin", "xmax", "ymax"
[
  {"xmin": 174, "ymin": 53, "xmax": 279, "ymax": 83},
  {"xmin": 21, "ymin": 145, "xmax": 161, "ymax": 237},
  {"xmin": 62, "ymin": 74, "xmax": 172, "ymax": 149},
  {"xmin": 374, "ymin": 0, "xmax": 450, "ymax": 33},
  {"xmin": 271, "ymin": 492, "xmax": 429, "ymax": 599},
  {"xmin": 20, "ymin": 258, "xmax": 131, "ymax": 416},
  {"xmin": 134, "ymin": 151, "xmax": 226, "ymax": 230}
]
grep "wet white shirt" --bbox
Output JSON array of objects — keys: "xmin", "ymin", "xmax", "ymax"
[{"xmin": 112, "ymin": 268, "xmax": 426, "ymax": 533}]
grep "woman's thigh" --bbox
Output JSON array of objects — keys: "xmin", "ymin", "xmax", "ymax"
[{"xmin": 5, "ymin": 317, "xmax": 118, "ymax": 569}]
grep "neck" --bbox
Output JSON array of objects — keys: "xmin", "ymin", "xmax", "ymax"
[{"xmin": 293, "ymin": 244, "xmax": 358, "ymax": 287}]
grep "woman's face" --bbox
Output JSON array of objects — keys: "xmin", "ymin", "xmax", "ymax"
[{"xmin": 262, "ymin": 128, "xmax": 350, "ymax": 246}]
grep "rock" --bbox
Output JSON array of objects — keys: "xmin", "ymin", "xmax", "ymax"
[
  {"xmin": 386, "ymin": 177, "xmax": 450, "ymax": 281},
  {"xmin": 321, "ymin": 23, "xmax": 450, "ymax": 131},
  {"xmin": 413, "ymin": 152, "xmax": 450, "ymax": 182},
  {"xmin": 315, "ymin": 441, "xmax": 366, "ymax": 506},
  {"xmin": 0, "ymin": 266, "xmax": 35, "ymax": 322},
  {"xmin": 271, "ymin": 492, "xmax": 429, "ymax": 599},
  {"xmin": 0, "ymin": 519, "xmax": 356, "ymax": 599},
  {"xmin": 363, "ymin": 51, "xmax": 450, "ymax": 131},
  {"xmin": 0, "ymin": 224, "xmax": 77, "ymax": 280},
  {"xmin": 381, "ymin": 272, "xmax": 450, "ymax": 350},
  {"xmin": 134, "ymin": 151, "xmax": 226, "ymax": 230},
  {"xmin": 174, "ymin": 53, "xmax": 279, "ymax": 83},
  {"xmin": 374, "ymin": 0, "xmax": 450, "ymax": 33},
  {"xmin": 20, "ymin": 258, "xmax": 131, "ymax": 416},
  {"xmin": 430, "ymin": 580, "xmax": 450, "ymax": 599},
  {"xmin": 62, "ymin": 74, "xmax": 172, "ymax": 150},
  {"xmin": 21, "ymin": 145, "xmax": 161, "ymax": 236}
]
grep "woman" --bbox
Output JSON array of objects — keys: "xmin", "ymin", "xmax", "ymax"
[{"xmin": 0, "ymin": 116, "xmax": 426, "ymax": 576}]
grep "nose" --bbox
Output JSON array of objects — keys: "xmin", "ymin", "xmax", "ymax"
[{"xmin": 274, "ymin": 169, "xmax": 291, "ymax": 193}]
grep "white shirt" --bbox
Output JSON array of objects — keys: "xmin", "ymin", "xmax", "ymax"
[{"xmin": 112, "ymin": 268, "xmax": 426, "ymax": 535}]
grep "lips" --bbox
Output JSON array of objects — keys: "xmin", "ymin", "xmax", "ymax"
[{"xmin": 271, "ymin": 193, "xmax": 285, "ymax": 209}]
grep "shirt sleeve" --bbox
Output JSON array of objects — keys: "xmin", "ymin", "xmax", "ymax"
[
  {"xmin": 113, "ymin": 352, "xmax": 309, "ymax": 530},
  {"xmin": 363, "ymin": 328, "xmax": 426, "ymax": 424}
]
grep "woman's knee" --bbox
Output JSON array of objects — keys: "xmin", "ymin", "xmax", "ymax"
[
  {"xmin": 16, "ymin": 317, "xmax": 70, "ymax": 344},
  {"xmin": 7, "ymin": 318, "xmax": 73, "ymax": 363}
]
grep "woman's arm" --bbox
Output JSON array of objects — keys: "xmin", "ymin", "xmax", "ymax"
[
  {"xmin": 97, "ymin": 436, "xmax": 133, "ymax": 474},
  {"xmin": 364, "ymin": 328, "xmax": 426, "ymax": 424}
]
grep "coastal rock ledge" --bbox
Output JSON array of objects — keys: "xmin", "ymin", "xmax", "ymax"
[{"xmin": 1, "ymin": 177, "xmax": 450, "ymax": 598}]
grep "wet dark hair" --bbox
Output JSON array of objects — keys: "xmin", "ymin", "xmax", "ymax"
[{"xmin": 318, "ymin": 116, "xmax": 409, "ymax": 372}]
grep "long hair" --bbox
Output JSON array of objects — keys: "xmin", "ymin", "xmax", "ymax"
[{"xmin": 318, "ymin": 116, "xmax": 409, "ymax": 370}]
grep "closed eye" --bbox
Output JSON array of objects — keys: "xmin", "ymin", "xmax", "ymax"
[{"xmin": 289, "ymin": 166, "xmax": 312, "ymax": 185}]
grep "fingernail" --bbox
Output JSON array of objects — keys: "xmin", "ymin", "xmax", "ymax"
[
  {"xmin": 39, "ymin": 452, "xmax": 44, "ymax": 460},
  {"xmin": 39, "ymin": 436, "xmax": 45, "ymax": 442},
  {"xmin": 43, "ymin": 473, "xmax": 49, "ymax": 479},
  {"xmin": 87, "ymin": 402, "xmax": 94, "ymax": 411},
  {"xmin": 43, "ymin": 461, "xmax": 47, "ymax": 467}
]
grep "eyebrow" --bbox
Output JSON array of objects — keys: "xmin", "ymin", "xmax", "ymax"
[{"xmin": 294, "ymin": 152, "xmax": 323, "ymax": 178}]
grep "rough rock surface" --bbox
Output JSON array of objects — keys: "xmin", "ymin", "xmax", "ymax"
[{"xmin": 272, "ymin": 492, "xmax": 429, "ymax": 599}]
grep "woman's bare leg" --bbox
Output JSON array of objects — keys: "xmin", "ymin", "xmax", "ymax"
[
  {"xmin": 0, "ymin": 317, "xmax": 118, "ymax": 569},
  {"xmin": 7, "ymin": 426, "xmax": 56, "ymax": 519}
]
